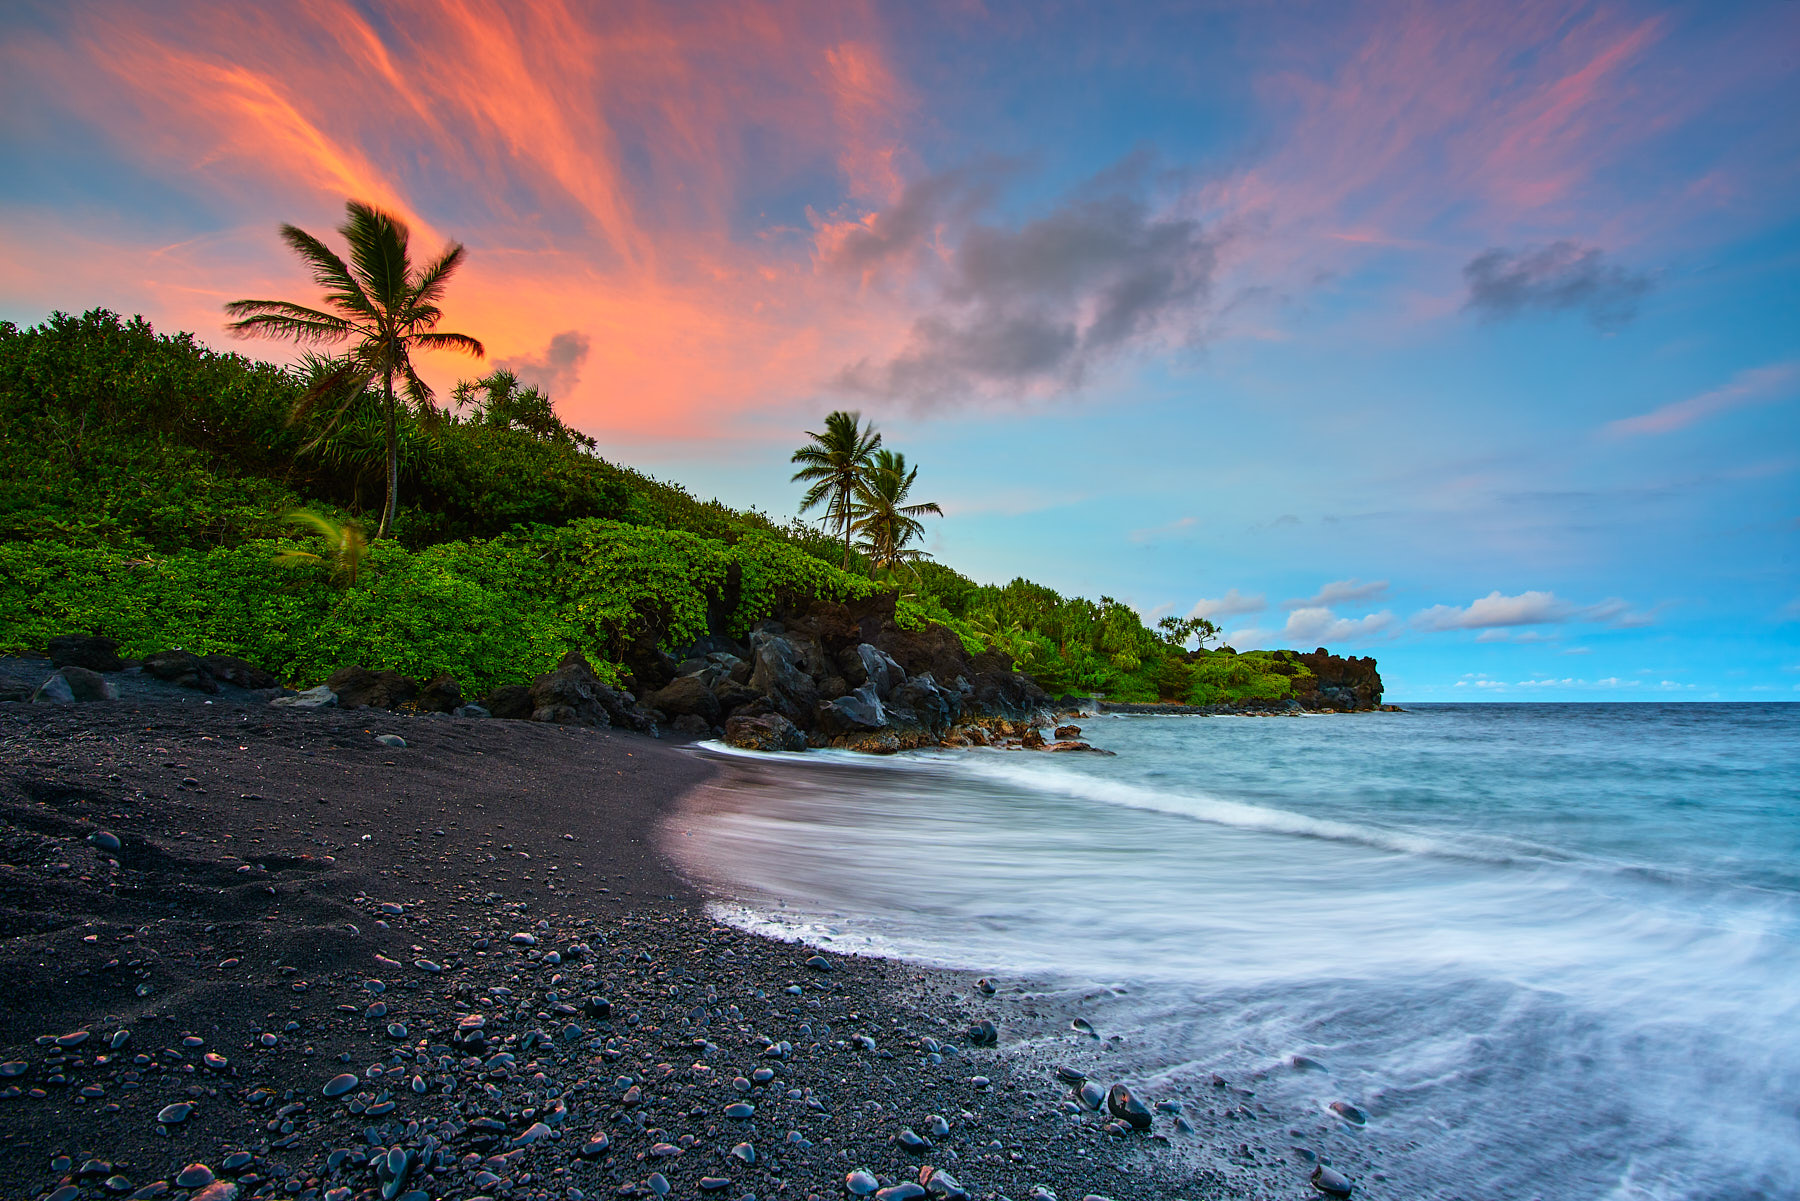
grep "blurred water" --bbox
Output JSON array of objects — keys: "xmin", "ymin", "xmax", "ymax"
[{"xmin": 669, "ymin": 704, "xmax": 1800, "ymax": 1200}]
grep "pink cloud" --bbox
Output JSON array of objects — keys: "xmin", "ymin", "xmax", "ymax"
[{"xmin": 1605, "ymin": 362, "xmax": 1800, "ymax": 437}]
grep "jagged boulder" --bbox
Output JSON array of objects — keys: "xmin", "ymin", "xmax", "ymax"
[
  {"xmin": 143, "ymin": 649, "xmax": 219, "ymax": 694},
  {"xmin": 48, "ymin": 635, "xmax": 124, "ymax": 673},
  {"xmin": 528, "ymin": 651, "xmax": 656, "ymax": 733},
  {"xmin": 327, "ymin": 666, "xmax": 417, "ymax": 710},
  {"xmin": 887, "ymin": 673, "xmax": 960, "ymax": 738},
  {"xmin": 816, "ymin": 683, "xmax": 887, "ymax": 735},
  {"xmin": 723, "ymin": 712, "xmax": 807, "ymax": 752},
  {"xmin": 647, "ymin": 674, "xmax": 721, "ymax": 725},
  {"xmin": 856, "ymin": 643, "xmax": 906, "ymax": 699},
  {"xmin": 712, "ymin": 677, "xmax": 762, "ymax": 717},
  {"xmin": 969, "ymin": 670, "xmax": 1053, "ymax": 724},
  {"xmin": 747, "ymin": 628, "xmax": 819, "ymax": 724}
]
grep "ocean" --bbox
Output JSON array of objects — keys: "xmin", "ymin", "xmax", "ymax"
[{"xmin": 669, "ymin": 704, "xmax": 1800, "ymax": 1200}]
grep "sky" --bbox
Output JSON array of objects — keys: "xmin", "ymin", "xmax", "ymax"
[{"xmin": 3, "ymin": 0, "xmax": 1797, "ymax": 700}]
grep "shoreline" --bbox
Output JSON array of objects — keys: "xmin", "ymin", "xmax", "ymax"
[{"xmin": 0, "ymin": 700, "xmax": 1214, "ymax": 1201}]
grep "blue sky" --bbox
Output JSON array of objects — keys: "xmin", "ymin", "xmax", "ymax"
[{"xmin": 2, "ymin": 0, "xmax": 1796, "ymax": 698}]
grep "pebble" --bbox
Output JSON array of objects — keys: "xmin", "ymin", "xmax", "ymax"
[
  {"xmin": 805, "ymin": 955, "xmax": 834, "ymax": 971},
  {"xmin": 1055, "ymin": 1066, "xmax": 1085, "ymax": 1083},
  {"xmin": 876, "ymin": 1185, "xmax": 926, "ymax": 1201},
  {"xmin": 729, "ymin": 1142, "xmax": 755, "ymax": 1163},
  {"xmin": 90, "ymin": 830, "xmax": 122, "ymax": 852},
  {"xmin": 846, "ymin": 1170, "xmax": 879, "ymax": 1196},
  {"xmin": 322, "ymin": 1073, "xmax": 359, "ymax": 1097},
  {"xmin": 925, "ymin": 1113, "xmax": 950, "ymax": 1137},
  {"xmin": 203, "ymin": 1052, "xmax": 228, "ymax": 1070},
  {"xmin": 190, "ymin": 1184, "xmax": 238, "ymax": 1201},
  {"xmin": 56, "ymin": 1030, "xmax": 91, "ymax": 1049},
  {"xmin": 647, "ymin": 1173, "xmax": 670, "ymax": 1196},
  {"xmin": 1311, "ymin": 1165, "xmax": 1354, "ymax": 1196},
  {"xmin": 965, "ymin": 1020, "xmax": 997, "ymax": 1047},
  {"xmin": 896, "ymin": 1127, "xmax": 932, "ymax": 1151},
  {"xmin": 220, "ymin": 1153, "xmax": 253, "ymax": 1172},
  {"xmin": 0, "ymin": 1061, "xmax": 27, "ymax": 1077},
  {"xmin": 1105, "ymin": 1083, "xmax": 1153, "ymax": 1131},
  {"xmin": 724, "ymin": 1102, "xmax": 755, "ymax": 1118},
  {"xmin": 156, "ymin": 1101, "xmax": 194, "ymax": 1123},
  {"xmin": 1329, "ymin": 1100, "xmax": 1368, "ymax": 1126},
  {"xmin": 1077, "ymin": 1081, "xmax": 1105, "ymax": 1110},
  {"xmin": 374, "ymin": 734, "xmax": 406, "ymax": 748},
  {"xmin": 579, "ymin": 1133, "xmax": 612, "ymax": 1157},
  {"xmin": 699, "ymin": 1178, "xmax": 732, "ymax": 1191},
  {"xmin": 1070, "ymin": 1018, "xmax": 1097, "ymax": 1038},
  {"xmin": 175, "ymin": 1164, "xmax": 215, "ymax": 1188}
]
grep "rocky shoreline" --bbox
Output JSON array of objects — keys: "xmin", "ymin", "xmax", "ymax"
[
  {"xmin": 7, "ymin": 596, "xmax": 1385, "ymax": 768},
  {"xmin": 0, "ymin": 698, "xmax": 1243, "ymax": 1201}
]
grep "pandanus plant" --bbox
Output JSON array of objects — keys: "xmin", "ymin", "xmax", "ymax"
[{"xmin": 225, "ymin": 200, "xmax": 485, "ymax": 537}]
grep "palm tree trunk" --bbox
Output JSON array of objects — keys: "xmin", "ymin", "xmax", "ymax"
[
  {"xmin": 378, "ymin": 367, "xmax": 398, "ymax": 539},
  {"xmin": 840, "ymin": 483, "xmax": 852, "ymax": 570}
]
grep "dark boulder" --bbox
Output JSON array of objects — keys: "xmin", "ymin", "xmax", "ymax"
[
  {"xmin": 647, "ymin": 674, "xmax": 721, "ymax": 725},
  {"xmin": 416, "ymin": 674, "xmax": 463, "ymax": 713},
  {"xmin": 327, "ymin": 666, "xmax": 417, "ymax": 710},
  {"xmin": 856, "ymin": 643, "xmax": 906, "ymax": 699},
  {"xmin": 712, "ymin": 678, "xmax": 762, "ymax": 717},
  {"xmin": 816, "ymin": 684, "xmax": 887, "ymax": 735},
  {"xmin": 970, "ymin": 670, "xmax": 1052, "ymax": 723},
  {"xmin": 887, "ymin": 674, "xmax": 960, "ymax": 738},
  {"xmin": 143, "ymin": 650, "xmax": 218, "ymax": 693},
  {"xmin": 874, "ymin": 621, "xmax": 970, "ymax": 686},
  {"xmin": 528, "ymin": 651, "xmax": 656, "ymax": 733},
  {"xmin": 1054, "ymin": 724, "xmax": 1081, "ymax": 739},
  {"xmin": 201, "ymin": 654, "xmax": 278, "ymax": 691},
  {"xmin": 723, "ymin": 713, "xmax": 807, "ymax": 753},
  {"xmin": 48, "ymin": 635, "xmax": 124, "ymax": 673},
  {"xmin": 667, "ymin": 713, "xmax": 713, "ymax": 740},
  {"xmin": 747, "ymin": 630, "xmax": 819, "ymax": 725},
  {"xmin": 59, "ymin": 665, "xmax": 117, "ymax": 703},
  {"xmin": 484, "ymin": 685, "xmax": 534, "ymax": 720}
]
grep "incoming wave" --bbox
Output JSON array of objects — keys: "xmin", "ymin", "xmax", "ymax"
[{"xmin": 947, "ymin": 752, "xmax": 1583, "ymax": 869}]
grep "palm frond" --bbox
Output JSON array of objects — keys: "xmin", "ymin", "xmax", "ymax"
[
  {"xmin": 410, "ymin": 242, "xmax": 468, "ymax": 308},
  {"xmin": 277, "ymin": 224, "xmax": 372, "ymax": 316},
  {"xmin": 224, "ymin": 310, "xmax": 358, "ymax": 345},
  {"xmin": 342, "ymin": 201, "xmax": 412, "ymax": 311},
  {"xmin": 411, "ymin": 330, "xmax": 486, "ymax": 357}
]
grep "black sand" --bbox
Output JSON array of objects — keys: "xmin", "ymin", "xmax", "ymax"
[{"xmin": 0, "ymin": 698, "xmax": 1224, "ymax": 1201}]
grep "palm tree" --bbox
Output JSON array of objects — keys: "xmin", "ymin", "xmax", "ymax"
[
  {"xmin": 225, "ymin": 200, "xmax": 485, "ymax": 537},
  {"xmin": 852, "ymin": 449, "xmax": 943, "ymax": 576},
  {"xmin": 790, "ymin": 410, "xmax": 882, "ymax": 570}
]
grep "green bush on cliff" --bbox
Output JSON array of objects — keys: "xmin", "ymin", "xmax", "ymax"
[{"xmin": 0, "ymin": 309, "xmax": 1318, "ymax": 704}]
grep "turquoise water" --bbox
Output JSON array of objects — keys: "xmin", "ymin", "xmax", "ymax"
[{"xmin": 674, "ymin": 704, "xmax": 1800, "ymax": 1200}]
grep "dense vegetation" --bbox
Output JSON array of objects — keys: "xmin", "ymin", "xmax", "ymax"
[{"xmin": 0, "ymin": 308, "xmax": 1306, "ymax": 703}]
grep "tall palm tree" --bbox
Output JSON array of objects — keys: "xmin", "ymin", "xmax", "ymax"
[
  {"xmin": 225, "ymin": 200, "xmax": 485, "ymax": 538},
  {"xmin": 790, "ymin": 410, "xmax": 882, "ymax": 570},
  {"xmin": 852, "ymin": 449, "xmax": 943, "ymax": 576}
]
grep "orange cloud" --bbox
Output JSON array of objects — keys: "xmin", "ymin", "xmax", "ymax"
[{"xmin": 3, "ymin": 0, "xmax": 920, "ymax": 442}]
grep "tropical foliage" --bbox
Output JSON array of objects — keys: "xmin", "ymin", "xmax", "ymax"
[
  {"xmin": 225, "ymin": 201, "xmax": 485, "ymax": 536},
  {"xmin": 0, "ymin": 307, "xmax": 1307, "ymax": 702}
]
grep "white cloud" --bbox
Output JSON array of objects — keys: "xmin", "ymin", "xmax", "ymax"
[
  {"xmin": 1230, "ymin": 606, "xmax": 1397, "ymax": 649},
  {"xmin": 1189, "ymin": 588, "xmax": 1266, "ymax": 620},
  {"xmin": 1605, "ymin": 361, "xmax": 1799, "ymax": 437},
  {"xmin": 1413, "ymin": 590, "xmax": 1653, "ymax": 632},
  {"xmin": 1284, "ymin": 578, "xmax": 1389, "ymax": 609}
]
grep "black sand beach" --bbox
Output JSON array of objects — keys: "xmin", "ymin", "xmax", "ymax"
[{"xmin": 0, "ymin": 693, "xmax": 1224, "ymax": 1201}]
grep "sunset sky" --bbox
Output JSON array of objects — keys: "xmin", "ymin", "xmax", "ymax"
[{"xmin": 4, "ymin": 0, "xmax": 1797, "ymax": 699}]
